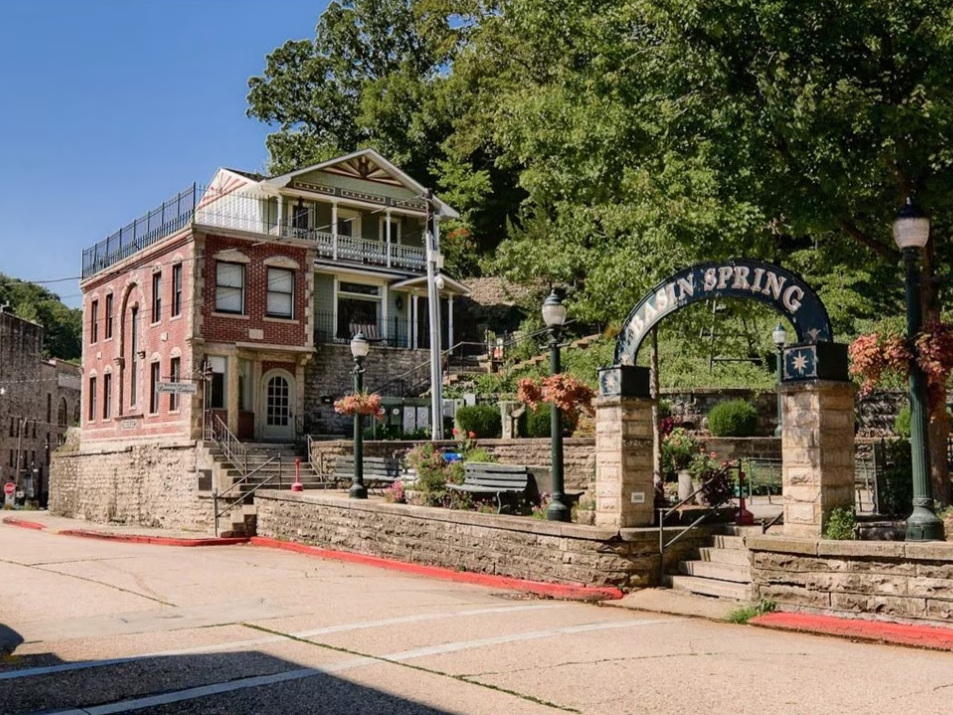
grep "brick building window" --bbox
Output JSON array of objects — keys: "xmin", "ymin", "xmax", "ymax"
[
  {"xmin": 172, "ymin": 263, "xmax": 183, "ymax": 317},
  {"xmin": 88, "ymin": 376, "xmax": 97, "ymax": 422},
  {"xmin": 152, "ymin": 272, "xmax": 162, "ymax": 323},
  {"xmin": 103, "ymin": 373, "xmax": 112, "ymax": 419},
  {"xmin": 169, "ymin": 356, "xmax": 181, "ymax": 411},
  {"xmin": 215, "ymin": 262, "xmax": 245, "ymax": 314},
  {"xmin": 105, "ymin": 293, "xmax": 114, "ymax": 339},
  {"xmin": 90, "ymin": 299, "xmax": 99, "ymax": 343},
  {"xmin": 266, "ymin": 268, "xmax": 294, "ymax": 318},
  {"xmin": 149, "ymin": 361, "xmax": 161, "ymax": 414}
]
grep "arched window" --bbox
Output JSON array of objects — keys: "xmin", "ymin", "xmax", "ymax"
[{"xmin": 58, "ymin": 398, "xmax": 68, "ymax": 428}]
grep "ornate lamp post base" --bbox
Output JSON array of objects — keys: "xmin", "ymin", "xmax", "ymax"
[{"xmin": 906, "ymin": 502, "xmax": 944, "ymax": 542}]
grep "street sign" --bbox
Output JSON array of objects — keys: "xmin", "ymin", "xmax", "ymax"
[
  {"xmin": 3, "ymin": 482, "xmax": 14, "ymax": 496},
  {"xmin": 157, "ymin": 382, "xmax": 198, "ymax": 395}
]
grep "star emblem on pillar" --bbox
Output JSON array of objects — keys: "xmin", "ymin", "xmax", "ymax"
[{"xmin": 783, "ymin": 345, "xmax": 818, "ymax": 381}]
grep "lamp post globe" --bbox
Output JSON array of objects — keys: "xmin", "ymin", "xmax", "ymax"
[
  {"xmin": 349, "ymin": 332, "xmax": 369, "ymax": 499},
  {"xmin": 772, "ymin": 323, "xmax": 787, "ymax": 437},
  {"xmin": 542, "ymin": 289, "xmax": 570, "ymax": 522},
  {"xmin": 893, "ymin": 199, "xmax": 943, "ymax": 541}
]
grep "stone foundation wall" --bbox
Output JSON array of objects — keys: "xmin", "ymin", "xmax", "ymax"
[
  {"xmin": 747, "ymin": 535, "xmax": 953, "ymax": 624},
  {"xmin": 310, "ymin": 438, "xmax": 596, "ymax": 494},
  {"xmin": 50, "ymin": 441, "xmax": 210, "ymax": 531},
  {"xmin": 255, "ymin": 490, "xmax": 711, "ymax": 588}
]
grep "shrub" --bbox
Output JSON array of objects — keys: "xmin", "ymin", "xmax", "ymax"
[
  {"xmin": 456, "ymin": 404, "xmax": 502, "ymax": 438},
  {"xmin": 661, "ymin": 427, "xmax": 697, "ymax": 475},
  {"xmin": 823, "ymin": 507, "xmax": 857, "ymax": 540},
  {"xmin": 707, "ymin": 400, "xmax": 758, "ymax": 437},
  {"xmin": 520, "ymin": 403, "xmax": 577, "ymax": 437},
  {"xmin": 894, "ymin": 405, "xmax": 911, "ymax": 439}
]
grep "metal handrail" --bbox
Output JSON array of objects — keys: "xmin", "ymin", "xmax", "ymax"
[
  {"xmin": 657, "ymin": 471, "xmax": 735, "ymax": 585},
  {"xmin": 761, "ymin": 512, "xmax": 784, "ymax": 534},
  {"xmin": 212, "ymin": 454, "xmax": 282, "ymax": 536},
  {"xmin": 305, "ymin": 433, "xmax": 328, "ymax": 489},
  {"xmin": 204, "ymin": 412, "xmax": 248, "ymax": 477}
]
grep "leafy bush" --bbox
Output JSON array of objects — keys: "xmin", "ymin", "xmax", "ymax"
[
  {"xmin": 661, "ymin": 427, "xmax": 697, "ymax": 475},
  {"xmin": 707, "ymin": 400, "xmax": 758, "ymax": 437},
  {"xmin": 520, "ymin": 403, "xmax": 577, "ymax": 437},
  {"xmin": 823, "ymin": 507, "xmax": 857, "ymax": 540},
  {"xmin": 456, "ymin": 404, "xmax": 502, "ymax": 438},
  {"xmin": 894, "ymin": 405, "xmax": 911, "ymax": 439}
]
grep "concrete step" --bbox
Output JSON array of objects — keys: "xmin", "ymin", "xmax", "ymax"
[
  {"xmin": 711, "ymin": 534, "xmax": 746, "ymax": 550},
  {"xmin": 678, "ymin": 560, "xmax": 751, "ymax": 583},
  {"xmin": 668, "ymin": 575, "xmax": 752, "ymax": 601},
  {"xmin": 697, "ymin": 546, "xmax": 750, "ymax": 566}
]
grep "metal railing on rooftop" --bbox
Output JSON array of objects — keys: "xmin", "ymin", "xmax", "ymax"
[{"xmin": 82, "ymin": 185, "xmax": 429, "ymax": 279}]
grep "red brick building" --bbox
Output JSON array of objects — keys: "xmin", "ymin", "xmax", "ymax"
[{"xmin": 78, "ymin": 149, "xmax": 463, "ymax": 448}]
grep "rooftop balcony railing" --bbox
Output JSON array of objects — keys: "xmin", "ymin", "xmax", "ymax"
[{"xmin": 82, "ymin": 185, "xmax": 428, "ymax": 279}]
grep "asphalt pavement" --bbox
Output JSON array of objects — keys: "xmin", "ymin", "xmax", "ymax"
[{"xmin": 2, "ymin": 517, "xmax": 953, "ymax": 714}]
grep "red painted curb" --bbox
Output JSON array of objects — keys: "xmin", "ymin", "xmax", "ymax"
[
  {"xmin": 750, "ymin": 612, "xmax": 953, "ymax": 651},
  {"xmin": 56, "ymin": 530, "xmax": 249, "ymax": 548},
  {"xmin": 2, "ymin": 516, "xmax": 47, "ymax": 531},
  {"xmin": 249, "ymin": 537, "xmax": 624, "ymax": 601}
]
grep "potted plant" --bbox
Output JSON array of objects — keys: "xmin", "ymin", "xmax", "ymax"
[
  {"xmin": 661, "ymin": 428, "xmax": 697, "ymax": 502},
  {"xmin": 688, "ymin": 451, "xmax": 736, "ymax": 507}
]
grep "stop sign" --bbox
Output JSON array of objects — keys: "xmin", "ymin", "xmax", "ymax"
[{"xmin": 3, "ymin": 482, "xmax": 14, "ymax": 496}]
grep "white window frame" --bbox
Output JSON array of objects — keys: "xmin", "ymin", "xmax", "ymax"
[
  {"xmin": 215, "ymin": 261, "xmax": 245, "ymax": 314},
  {"xmin": 266, "ymin": 267, "xmax": 295, "ymax": 319}
]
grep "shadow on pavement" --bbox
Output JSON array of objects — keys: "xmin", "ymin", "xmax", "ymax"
[{"xmin": 1, "ymin": 647, "xmax": 464, "ymax": 715}]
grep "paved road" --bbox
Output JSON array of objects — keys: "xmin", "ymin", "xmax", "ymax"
[{"xmin": 2, "ymin": 524, "xmax": 952, "ymax": 715}]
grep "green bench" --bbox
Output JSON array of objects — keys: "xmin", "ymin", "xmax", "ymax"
[
  {"xmin": 446, "ymin": 463, "xmax": 530, "ymax": 513},
  {"xmin": 333, "ymin": 456, "xmax": 403, "ymax": 488}
]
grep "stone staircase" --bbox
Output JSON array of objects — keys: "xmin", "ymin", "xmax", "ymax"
[
  {"xmin": 208, "ymin": 442, "xmax": 324, "ymax": 536},
  {"xmin": 667, "ymin": 529, "xmax": 755, "ymax": 602}
]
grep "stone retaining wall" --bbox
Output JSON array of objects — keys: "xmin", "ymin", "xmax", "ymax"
[
  {"xmin": 255, "ymin": 490, "xmax": 711, "ymax": 588},
  {"xmin": 50, "ymin": 442, "xmax": 210, "ymax": 532},
  {"xmin": 310, "ymin": 438, "xmax": 597, "ymax": 494},
  {"xmin": 747, "ymin": 535, "xmax": 953, "ymax": 624}
]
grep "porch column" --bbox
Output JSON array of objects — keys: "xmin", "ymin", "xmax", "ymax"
[
  {"xmin": 448, "ymin": 294, "xmax": 454, "ymax": 350},
  {"xmin": 781, "ymin": 380, "xmax": 856, "ymax": 537},
  {"xmin": 385, "ymin": 209, "xmax": 392, "ymax": 267},
  {"xmin": 276, "ymin": 196, "xmax": 284, "ymax": 237},
  {"xmin": 331, "ymin": 202, "xmax": 339, "ymax": 260},
  {"xmin": 412, "ymin": 293, "xmax": 419, "ymax": 349},
  {"xmin": 382, "ymin": 284, "xmax": 389, "ymax": 343},
  {"xmin": 226, "ymin": 354, "xmax": 240, "ymax": 435}
]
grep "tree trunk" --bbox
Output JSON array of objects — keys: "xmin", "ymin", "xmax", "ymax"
[{"xmin": 920, "ymin": 241, "xmax": 951, "ymax": 505}]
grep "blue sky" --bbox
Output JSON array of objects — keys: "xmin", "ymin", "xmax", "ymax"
[{"xmin": 0, "ymin": 0, "xmax": 330, "ymax": 307}]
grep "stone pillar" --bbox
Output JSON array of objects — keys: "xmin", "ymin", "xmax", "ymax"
[
  {"xmin": 595, "ymin": 395, "xmax": 655, "ymax": 527},
  {"xmin": 781, "ymin": 380, "xmax": 856, "ymax": 537}
]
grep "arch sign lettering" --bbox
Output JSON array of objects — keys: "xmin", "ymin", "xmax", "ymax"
[{"xmin": 615, "ymin": 259, "xmax": 833, "ymax": 365}]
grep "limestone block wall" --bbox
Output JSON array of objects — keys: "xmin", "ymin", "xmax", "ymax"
[
  {"xmin": 747, "ymin": 536, "xmax": 953, "ymax": 625},
  {"xmin": 310, "ymin": 438, "xmax": 596, "ymax": 495},
  {"xmin": 255, "ymin": 490, "xmax": 711, "ymax": 588},
  {"xmin": 780, "ymin": 381, "xmax": 855, "ymax": 537},
  {"xmin": 304, "ymin": 344, "xmax": 433, "ymax": 434},
  {"xmin": 50, "ymin": 441, "xmax": 210, "ymax": 531},
  {"xmin": 594, "ymin": 396, "xmax": 654, "ymax": 528}
]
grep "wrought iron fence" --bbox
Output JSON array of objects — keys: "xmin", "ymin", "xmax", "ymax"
[{"xmin": 82, "ymin": 184, "xmax": 197, "ymax": 279}]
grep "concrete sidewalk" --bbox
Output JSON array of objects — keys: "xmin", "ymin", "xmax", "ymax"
[{"xmin": 5, "ymin": 510, "xmax": 953, "ymax": 654}]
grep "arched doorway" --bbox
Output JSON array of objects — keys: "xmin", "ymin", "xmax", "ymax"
[{"xmin": 260, "ymin": 370, "xmax": 296, "ymax": 442}]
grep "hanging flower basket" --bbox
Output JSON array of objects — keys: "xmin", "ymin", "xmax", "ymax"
[{"xmin": 333, "ymin": 392, "xmax": 385, "ymax": 419}]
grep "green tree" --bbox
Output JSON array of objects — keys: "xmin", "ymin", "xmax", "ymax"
[{"xmin": 0, "ymin": 273, "xmax": 81, "ymax": 361}]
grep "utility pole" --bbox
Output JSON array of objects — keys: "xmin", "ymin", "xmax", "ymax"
[{"xmin": 426, "ymin": 190, "xmax": 444, "ymax": 440}]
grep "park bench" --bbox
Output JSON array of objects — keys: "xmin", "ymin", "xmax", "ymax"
[
  {"xmin": 333, "ymin": 456, "xmax": 403, "ymax": 488},
  {"xmin": 446, "ymin": 463, "xmax": 530, "ymax": 513}
]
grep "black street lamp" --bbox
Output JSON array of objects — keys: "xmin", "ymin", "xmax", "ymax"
[
  {"xmin": 893, "ymin": 198, "xmax": 943, "ymax": 541},
  {"xmin": 349, "ymin": 332, "xmax": 369, "ymax": 500},
  {"xmin": 772, "ymin": 322, "xmax": 787, "ymax": 437},
  {"xmin": 541, "ymin": 289, "xmax": 570, "ymax": 522}
]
